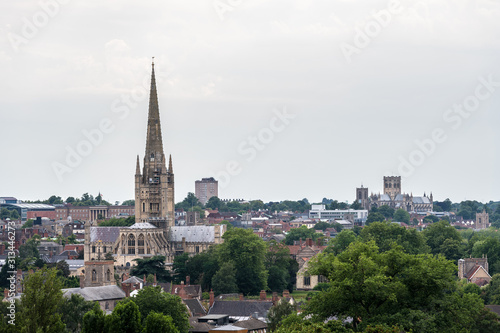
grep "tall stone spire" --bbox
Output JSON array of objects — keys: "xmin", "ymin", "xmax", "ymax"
[
  {"xmin": 168, "ymin": 154, "xmax": 173, "ymax": 173},
  {"xmin": 145, "ymin": 59, "xmax": 164, "ymax": 158},
  {"xmin": 136, "ymin": 155, "xmax": 140, "ymax": 175}
]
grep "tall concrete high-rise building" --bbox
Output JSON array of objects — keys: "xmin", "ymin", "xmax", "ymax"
[{"xmin": 195, "ymin": 177, "xmax": 218, "ymax": 205}]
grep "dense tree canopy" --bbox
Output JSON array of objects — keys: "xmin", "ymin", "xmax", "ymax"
[
  {"xmin": 131, "ymin": 256, "xmax": 171, "ymax": 282},
  {"xmin": 284, "ymin": 226, "xmax": 322, "ymax": 245},
  {"xmin": 217, "ymin": 228, "xmax": 267, "ymax": 295},
  {"xmin": 306, "ymin": 240, "xmax": 499, "ymax": 332}
]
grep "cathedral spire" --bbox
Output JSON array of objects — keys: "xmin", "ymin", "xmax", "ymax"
[
  {"xmin": 168, "ymin": 154, "xmax": 173, "ymax": 173},
  {"xmin": 145, "ymin": 59, "xmax": 164, "ymax": 157}
]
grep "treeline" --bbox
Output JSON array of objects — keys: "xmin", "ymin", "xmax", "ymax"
[
  {"xmin": 23, "ymin": 194, "xmax": 136, "ymax": 207},
  {"xmin": 0, "ymin": 268, "xmax": 190, "ymax": 333},
  {"xmin": 271, "ymin": 221, "xmax": 500, "ymax": 332}
]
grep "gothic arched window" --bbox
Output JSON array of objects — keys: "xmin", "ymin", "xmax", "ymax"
[
  {"xmin": 92, "ymin": 269, "xmax": 97, "ymax": 282},
  {"xmin": 106, "ymin": 269, "xmax": 111, "ymax": 281}
]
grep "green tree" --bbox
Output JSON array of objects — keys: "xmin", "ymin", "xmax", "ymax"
[
  {"xmin": 172, "ymin": 253, "xmax": 189, "ymax": 284},
  {"xmin": 66, "ymin": 197, "xmax": 76, "ymax": 204},
  {"xmin": 483, "ymin": 274, "xmax": 500, "ymax": 305},
  {"xmin": 106, "ymin": 300, "xmax": 141, "ymax": 333},
  {"xmin": 313, "ymin": 222, "xmax": 331, "ymax": 231},
  {"xmin": 423, "ymin": 220, "xmax": 464, "ymax": 260},
  {"xmin": 326, "ymin": 229, "xmax": 357, "ymax": 255},
  {"xmin": 121, "ymin": 199, "xmax": 135, "ymax": 206},
  {"xmin": 128, "ymin": 286, "xmax": 189, "ymax": 333},
  {"xmin": 205, "ymin": 196, "xmax": 223, "ymax": 210},
  {"xmin": 131, "ymin": 256, "xmax": 171, "ymax": 282},
  {"xmin": 393, "ymin": 209, "xmax": 410, "ymax": 223},
  {"xmin": 143, "ymin": 312, "xmax": 179, "ymax": 333},
  {"xmin": 18, "ymin": 267, "xmax": 66, "ymax": 333},
  {"xmin": 82, "ymin": 302, "xmax": 106, "ymax": 333},
  {"xmin": 267, "ymin": 300, "xmax": 297, "ymax": 332},
  {"xmin": 58, "ymin": 294, "xmax": 94, "ymax": 333},
  {"xmin": 360, "ymin": 221, "xmax": 429, "ymax": 255},
  {"xmin": 56, "ymin": 260, "xmax": 70, "ymax": 278},
  {"xmin": 22, "ymin": 219, "xmax": 34, "ymax": 229},
  {"xmin": 98, "ymin": 216, "xmax": 135, "ymax": 227},
  {"xmin": 284, "ymin": 226, "xmax": 321, "ymax": 245},
  {"xmin": 48, "ymin": 195, "xmax": 64, "ymax": 205},
  {"xmin": 366, "ymin": 212, "xmax": 385, "ymax": 224},
  {"xmin": 0, "ymin": 208, "xmax": 13, "ymax": 220},
  {"xmin": 18, "ymin": 237, "xmax": 40, "ymax": 261},
  {"xmin": 212, "ymin": 262, "xmax": 239, "ymax": 295},
  {"xmin": 307, "ymin": 241, "xmax": 456, "ymax": 331},
  {"xmin": 218, "ymin": 228, "xmax": 267, "ymax": 295},
  {"xmin": 265, "ymin": 241, "xmax": 297, "ymax": 292},
  {"xmin": 10, "ymin": 210, "xmax": 20, "ymax": 220},
  {"xmin": 377, "ymin": 205, "xmax": 394, "ymax": 219}
]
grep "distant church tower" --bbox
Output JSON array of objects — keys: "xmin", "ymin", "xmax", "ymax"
[
  {"xmin": 135, "ymin": 61, "xmax": 175, "ymax": 229},
  {"xmin": 383, "ymin": 176, "xmax": 401, "ymax": 200},
  {"xmin": 356, "ymin": 185, "xmax": 369, "ymax": 210}
]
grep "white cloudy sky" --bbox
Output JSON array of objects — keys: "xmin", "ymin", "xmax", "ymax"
[{"xmin": 0, "ymin": 0, "xmax": 499, "ymax": 205}]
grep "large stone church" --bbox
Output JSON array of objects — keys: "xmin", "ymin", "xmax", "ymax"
[
  {"xmin": 356, "ymin": 176, "xmax": 434, "ymax": 213},
  {"xmin": 84, "ymin": 62, "xmax": 225, "ymax": 268}
]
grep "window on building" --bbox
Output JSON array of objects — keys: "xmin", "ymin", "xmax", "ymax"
[
  {"xmin": 92, "ymin": 246, "xmax": 96, "ymax": 253},
  {"xmin": 196, "ymin": 246, "xmax": 199, "ymax": 253},
  {"xmin": 92, "ymin": 269, "xmax": 97, "ymax": 282},
  {"xmin": 106, "ymin": 269, "xmax": 111, "ymax": 281},
  {"xmin": 304, "ymin": 276, "xmax": 311, "ymax": 286},
  {"xmin": 138, "ymin": 234, "xmax": 145, "ymax": 254}
]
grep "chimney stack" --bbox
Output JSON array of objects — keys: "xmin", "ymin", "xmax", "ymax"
[
  {"xmin": 79, "ymin": 274, "xmax": 84, "ymax": 289},
  {"xmin": 272, "ymin": 292, "xmax": 278, "ymax": 304},
  {"xmin": 143, "ymin": 274, "xmax": 146, "ymax": 284},
  {"xmin": 4, "ymin": 288, "xmax": 9, "ymax": 299},
  {"xmin": 209, "ymin": 289, "xmax": 215, "ymax": 308},
  {"xmin": 260, "ymin": 290, "xmax": 266, "ymax": 301},
  {"xmin": 239, "ymin": 293, "xmax": 244, "ymax": 301},
  {"xmin": 283, "ymin": 290, "xmax": 290, "ymax": 299},
  {"xmin": 154, "ymin": 273, "xmax": 157, "ymax": 286},
  {"xmin": 186, "ymin": 275, "xmax": 190, "ymax": 285}
]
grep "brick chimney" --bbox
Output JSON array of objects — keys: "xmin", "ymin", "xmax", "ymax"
[
  {"xmin": 154, "ymin": 273, "xmax": 157, "ymax": 286},
  {"xmin": 209, "ymin": 289, "xmax": 215, "ymax": 308},
  {"xmin": 121, "ymin": 282, "xmax": 131, "ymax": 297},
  {"xmin": 79, "ymin": 274, "xmax": 85, "ymax": 289},
  {"xmin": 272, "ymin": 292, "xmax": 278, "ymax": 304},
  {"xmin": 283, "ymin": 290, "xmax": 290, "ymax": 298},
  {"xmin": 186, "ymin": 275, "xmax": 190, "ymax": 285},
  {"xmin": 143, "ymin": 274, "xmax": 146, "ymax": 284},
  {"xmin": 4, "ymin": 288, "xmax": 9, "ymax": 299},
  {"xmin": 306, "ymin": 238, "xmax": 312, "ymax": 247},
  {"xmin": 299, "ymin": 238, "xmax": 303, "ymax": 248},
  {"xmin": 239, "ymin": 293, "xmax": 244, "ymax": 301},
  {"xmin": 260, "ymin": 290, "xmax": 266, "ymax": 301}
]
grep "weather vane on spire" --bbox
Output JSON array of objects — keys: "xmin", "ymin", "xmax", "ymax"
[{"xmin": 152, "ymin": 56, "xmax": 155, "ymax": 65}]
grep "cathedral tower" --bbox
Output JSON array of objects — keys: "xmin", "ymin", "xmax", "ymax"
[{"xmin": 135, "ymin": 61, "xmax": 175, "ymax": 229}]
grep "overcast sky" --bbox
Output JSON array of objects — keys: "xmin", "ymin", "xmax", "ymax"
[{"xmin": 1, "ymin": 0, "xmax": 499, "ymax": 205}]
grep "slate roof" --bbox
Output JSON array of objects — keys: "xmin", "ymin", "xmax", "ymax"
[
  {"xmin": 210, "ymin": 324, "xmax": 246, "ymax": 331},
  {"xmin": 189, "ymin": 317, "xmax": 212, "ymax": 333},
  {"xmin": 184, "ymin": 298, "xmax": 207, "ymax": 316},
  {"xmin": 169, "ymin": 226, "xmax": 216, "ymax": 243},
  {"xmin": 63, "ymin": 285, "xmax": 126, "ymax": 301},
  {"xmin": 172, "ymin": 284, "xmax": 202, "ymax": 298},
  {"xmin": 413, "ymin": 197, "xmax": 431, "ymax": 204},
  {"xmin": 122, "ymin": 276, "xmax": 143, "ymax": 284},
  {"xmin": 208, "ymin": 300, "xmax": 273, "ymax": 318},
  {"xmin": 233, "ymin": 318, "xmax": 268, "ymax": 330},
  {"xmin": 90, "ymin": 227, "xmax": 121, "ymax": 243}
]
